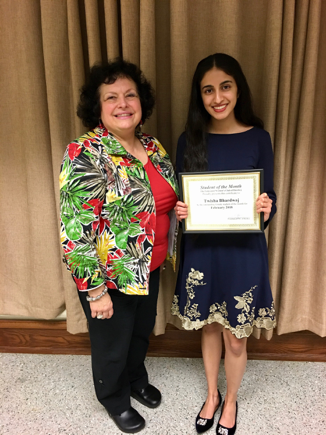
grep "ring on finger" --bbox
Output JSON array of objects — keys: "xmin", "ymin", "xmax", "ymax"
[{"xmin": 97, "ymin": 313, "xmax": 103, "ymax": 319}]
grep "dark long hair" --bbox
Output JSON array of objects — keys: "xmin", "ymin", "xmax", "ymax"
[{"xmin": 184, "ymin": 53, "xmax": 263, "ymax": 172}]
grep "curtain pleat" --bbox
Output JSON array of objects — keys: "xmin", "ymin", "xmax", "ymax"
[
  {"xmin": 67, "ymin": 1, "xmax": 87, "ymax": 138},
  {"xmin": 84, "ymin": 0, "xmax": 103, "ymax": 65},
  {"xmin": 0, "ymin": 0, "xmax": 65, "ymax": 318},
  {"xmin": 1, "ymin": 0, "xmax": 325, "ymax": 337},
  {"xmin": 153, "ymin": 0, "xmax": 172, "ymax": 155},
  {"xmin": 170, "ymin": 0, "xmax": 189, "ymax": 150},
  {"xmin": 269, "ymin": 0, "xmax": 326, "ymax": 336},
  {"xmin": 120, "ymin": 0, "xmax": 140, "ymax": 64},
  {"xmin": 139, "ymin": 0, "xmax": 157, "ymax": 137},
  {"xmin": 268, "ymin": 1, "xmax": 295, "ymax": 314},
  {"xmin": 103, "ymin": 0, "xmax": 120, "ymax": 59}
]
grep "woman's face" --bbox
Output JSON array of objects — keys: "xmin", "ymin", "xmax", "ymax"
[
  {"xmin": 99, "ymin": 77, "xmax": 142, "ymax": 136},
  {"xmin": 200, "ymin": 67, "xmax": 238, "ymax": 123}
]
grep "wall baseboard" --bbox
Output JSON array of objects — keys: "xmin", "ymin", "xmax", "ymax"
[{"xmin": 0, "ymin": 320, "xmax": 325, "ymax": 361}]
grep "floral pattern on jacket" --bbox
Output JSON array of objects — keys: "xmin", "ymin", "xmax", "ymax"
[{"xmin": 60, "ymin": 125, "xmax": 179, "ymax": 295}]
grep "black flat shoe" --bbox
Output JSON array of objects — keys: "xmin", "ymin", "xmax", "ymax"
[
  {"xmin": 216, "ymin": 401, "xmax": 238, "ymax": 435},
  {"xmin": 131, "ymin": 384, "xmax": 162, "ymax": 408},
  {"xmin": 107, "ymin": 406, "xmax": 145, "ymax": 434},
  {"xmin": 195, "ymin": 390, "xmax": 222, "ymax": 433}
]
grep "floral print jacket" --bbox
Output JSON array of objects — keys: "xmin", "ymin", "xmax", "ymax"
[{"xmin": 60, "ymin": 125, "xmax": 179, "ymax": 295}]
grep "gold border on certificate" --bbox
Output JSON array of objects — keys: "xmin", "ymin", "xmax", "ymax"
[{"xmin": 179, "ymin": 170, "xmax": 264, "ymax": 233}]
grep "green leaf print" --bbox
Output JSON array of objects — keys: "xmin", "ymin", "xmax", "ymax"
[
  {"xmin": 111, "ymin": 222, "xmax": 141, "ymax": 249},
  {"xmin": 65, "ymin": 218, "xmax": 83, "ymax": 240},
  {"xmin": 78, "ymin": 209, "xmax": 95, "ymax": 225},
  {"xmin": 104, "ymin": 195, "xmax": 138, "ymax": 226},
  {"xmin": 111, "ymin": 255, "xmax": 136, "ymax": 291},
  {"xmin": 128, "ymin": 223, "xmax": 142, "ymax": 237},
  {"xmin": 118, "ymin": 269, "xmax": 136, "ymax": 290},
  {"xmin": 111, "ymin": 223, "xmax": 128, "ymax": 247},
  {"xmin": 115, "ymin": 229, "xmax": 129, "ymax": 249},
  {"xmin": 65, "ymin": 245, "xmax": 100, "ymax": 277},
  {"xmin": 126, "ymin": 165, "xmax": 149, "ymax": 184},
  {"xmin": 102, "ymin": 136, "xmax": 126, "ymax": 155},
  {"xmin": 60, "ymin": 179, "xmax": 90, "ymax": 212},
  {"xmin": 61, "ymin": 206, "xmax": 93, "ymax": 239},
  {"xmin": 111, "ymin": 223, "xmax": 127, "ymax": 234},
  {"xmin": 90, "ymin": 276, "xmax": 105, "ymax": 287}
]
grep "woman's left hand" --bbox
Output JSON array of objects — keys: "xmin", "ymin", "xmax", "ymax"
[
  {"xmin": 89, "ymin": 292, "xmax": 114, "ymax": 320},
  {"xmin": 174, "ymin": 200, "xmax": 188, "ymax": 222},
  {"xmin": 256, "ymin": 193, "xmax": 272, "ymax": 222}
]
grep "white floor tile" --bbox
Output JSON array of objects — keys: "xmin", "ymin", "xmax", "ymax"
[{"xmin": 0, "ymin": 354, "xmax": 325, "ymax": 435}]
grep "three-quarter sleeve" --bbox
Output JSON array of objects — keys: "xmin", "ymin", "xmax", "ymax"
[
  {"xmin": 59, "ymin": 142, "xmax": 106, "ymax": 291},
  {"xmin": 257, "ymin": 132, "xmax": 277, "ymax": 228}
]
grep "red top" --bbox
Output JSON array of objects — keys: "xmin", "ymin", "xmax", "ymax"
[{"xmin": 144, "ymin": 159, "xmax": 178, "ymax": 271}]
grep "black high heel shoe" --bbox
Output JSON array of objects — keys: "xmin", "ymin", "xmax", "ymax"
[
  {"xmin": 216, "ymin": 401, "xmax": 238, "ymax": 435},
  {"xmin": 195, "ymin": 390, "xmax": 222, "ymax": 434}
]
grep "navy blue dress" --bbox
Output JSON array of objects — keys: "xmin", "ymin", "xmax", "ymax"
[{"xmin": 171, "ymin": 128, "xmax": 277, "ymax": 338}]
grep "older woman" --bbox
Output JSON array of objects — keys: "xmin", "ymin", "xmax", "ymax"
[{"xmin": 60, "ymin": 59, "xmax": 179, "ymax": 433}]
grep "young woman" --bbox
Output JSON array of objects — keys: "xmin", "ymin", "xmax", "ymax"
[{"xmin": 171, "ymin": 53, "xmax": 277, "ymax": 435}]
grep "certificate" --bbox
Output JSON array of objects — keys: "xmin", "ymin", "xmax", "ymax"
[{"xmin": 179, "ymin": 170, "xmax": 264, "ymax": 233}]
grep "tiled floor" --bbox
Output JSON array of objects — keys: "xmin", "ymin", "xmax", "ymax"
[{"xmin": 0, "ymin": 354, "xmax": 325, "ymax": 435}]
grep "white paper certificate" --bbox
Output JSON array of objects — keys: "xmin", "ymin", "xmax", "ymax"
[{"xmin": 179, "ymin": 170, "xmax": 263, "ymax": 233}]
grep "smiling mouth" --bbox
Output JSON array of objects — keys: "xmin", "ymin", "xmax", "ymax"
[
  {"xmin": 115, "ymin": 113, "xmax": 133, "ymax": 118},
  {"xmin": 212, "ymin": 105, "xmax": 227, "ymax": 112}
]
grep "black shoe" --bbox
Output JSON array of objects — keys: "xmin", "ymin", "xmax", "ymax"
[
  {"xmin": 107, "ymin": 407, "xmax": 145, "ymax": 434},
  {"xmin": 131, "ymin": 384, "xmax": 162, "ymax": 408},
  {"xmin": 216, "ymin": 401, "xmax": 238, "ymax": 435},
  {"xmin": 195, "ymin": 390, "xmax": 222, "ymax": 433}
]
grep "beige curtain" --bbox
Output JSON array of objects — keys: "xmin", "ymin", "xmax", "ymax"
[{"xmin": 0, "ymin": 0, "xmax": 325, "ymax": 337}]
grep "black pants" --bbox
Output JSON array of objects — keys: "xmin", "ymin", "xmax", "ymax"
[{"xmin": 78, "ymin": 268, "xmax": 160, "ymax": 415}]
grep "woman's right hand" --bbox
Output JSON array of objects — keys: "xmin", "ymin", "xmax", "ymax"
[
  {"xmin": 88, "ymin": 286, "xmax": 114, "ymax": 319},
  {"xmin": 174, "ymin": 200, "xmax": 188, "ymax": 222}
]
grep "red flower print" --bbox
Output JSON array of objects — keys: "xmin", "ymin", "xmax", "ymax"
[
  {"xmin": 137, "ymin": 212, "xmax": 156, "ymax": 232},
  {"xmin": 64, "ymin": 240, "xmax": 76, "ymax": 253},
  {"xmin": 156, "ymin": 164, "xmax": 162, "ymax": 173},
  {"xmin": 68, "ymin": 143, "xmax": 82, "ymax": 160},
  {"xmin": 73, "ymin": 277, "xmax": 88, "ymax": 290},
  {"xmin": 106, "ymin": 269, "xmax": 118, "ymax": 288},
  {"xmin": 120, "ymin": 158, "xmax": 132, "ymax": 167},
  {"xmin": 146, "ymin": 140, "xmax": 156, "ymax": 154},
  {"xmin": 115, "ymin": 249, "xmax": 124, "ymax": 258},
  {"xmin": 106, "ymin": 279, "xmax": 117, "ymax": 289},
  {"xmin": 137, "ymin": 212, "xmax": 149, "ymax": 228},
  {"xmin": 99, "ymin": 216, "xmax": 110, "ymax": 234},
  {"xmin": 137, "ymin": 233, "xmax": 146, "ymax": 246},
  {"xmin": 107, "ymin": 249, "xmax": 124, "ymax": 263},
  {"xmin": 84, "ymin": 140, "xmax": 91, "ymax": 149},
  {"xmin": 136, "ymin": 212, "xmax": 156, "ymax": 244},
  {"xmin": 82, "ymin": 199, "xmax": 103, "ymax": 216}
]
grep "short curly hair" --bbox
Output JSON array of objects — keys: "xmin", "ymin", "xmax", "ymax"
[{"xmin": 77, "ymin": 58, "xmax": 155, "ymax": 130}]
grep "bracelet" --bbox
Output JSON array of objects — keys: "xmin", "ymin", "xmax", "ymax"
[{"xmin": 86, "ymin": 287, "xmax": 108, "ymax": 302}]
